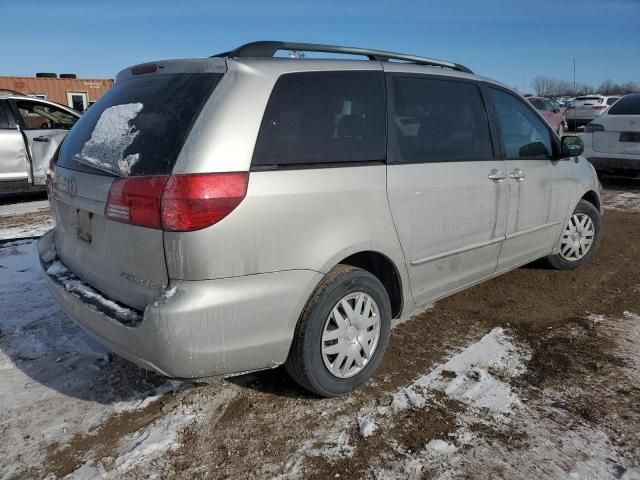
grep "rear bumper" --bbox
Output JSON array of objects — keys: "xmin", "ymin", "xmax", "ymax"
[
  {"xmin": 38, "ymin": 230, "xmax": 322, "ymax": 378},
  {"xmin": 587, "ymin": 156, "xmax": 640, "ymax": 174}
]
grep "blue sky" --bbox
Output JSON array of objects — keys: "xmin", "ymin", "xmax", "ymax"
[{"xmin": 4, "ymin": 0, "xmax": 639, "ymax": 93}]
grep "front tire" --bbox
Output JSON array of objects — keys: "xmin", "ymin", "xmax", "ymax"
[
  {"xmin": 547, "ymin": 199, "xmax": 601, "ymax": 270},
  {"xmin": 285, "ymin": 264, "xmax": 391, "ymax": 397}
]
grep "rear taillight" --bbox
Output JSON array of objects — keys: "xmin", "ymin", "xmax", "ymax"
[
  {"xmin": 592, "ymin": 105, "xmax": 607, "ymax": 111},
  {"xmin": 161, "ymin": 173, "xmax": 249, "ymax": 232},
  {"xmin": 105, "ymin": 176, "xmax": 169, "ymax": 229},
  {"xmin": 104, "ymin": 173, "xmax": 248, "ymax": 232}
]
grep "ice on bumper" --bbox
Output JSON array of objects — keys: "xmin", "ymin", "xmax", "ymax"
[{"xmin": 42, "ymin": 244, "xmax": 141, "ymax": 326}]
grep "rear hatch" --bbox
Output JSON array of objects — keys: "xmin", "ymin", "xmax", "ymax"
[
  {"xmin": 50, "ymin": 61, "xmax": 225, "ymax": 310},
  {"xmin": 570, "ymin": 96, "xmax": 605, "ymax": 120}
]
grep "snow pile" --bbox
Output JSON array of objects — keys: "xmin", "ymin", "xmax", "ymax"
[
  {"xmin": 75, "ymin": 103, "xmax": 143, "ymax": 176},
  {"xmin": 358, "ymin": 416, "xmax": 377, "ymax": 438}
]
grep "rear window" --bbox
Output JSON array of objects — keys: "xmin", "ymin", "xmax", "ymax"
[
  {"xmin": 576, "ymin": 96, "xmax": 602, "ymax": 102},
  {"xmin": 252, "ymin": 71, "xmax": 386, "ymax": 168},
  {"xmin": 57, "ymin": 73, "xmax": 222, "ymax": 176},
  {"xmin": 606, "ymin": 97, "xmax": 620, "ymax": 105},
  {"xmin": 608, "ymin": 95, "xmax": 640, "ymax": 115}
]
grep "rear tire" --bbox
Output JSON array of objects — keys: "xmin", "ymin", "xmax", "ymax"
[
  {"xmin": 285, "ymin": 264, "xmax": 391, "ymax": 397},
  {"xmin": 547, "ymin": 200, "xmax": 601, "ymax": 270}
]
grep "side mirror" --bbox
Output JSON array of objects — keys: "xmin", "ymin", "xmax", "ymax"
[{"xmin": 561, "ymin": 135, "xmax": 584, "ymax": 158}]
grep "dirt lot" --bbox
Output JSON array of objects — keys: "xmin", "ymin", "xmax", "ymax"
[{"xmin": 1, "ymin": 179, "xmax": 640, "ymax": 479}]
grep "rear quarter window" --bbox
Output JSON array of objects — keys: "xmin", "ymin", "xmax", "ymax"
[
  {"xmin": 252, "ymin": 71, "xmax": 386, "ymax": 168},
  {"xmin": 57, "ymin": 73, "xmax": 222, "ymax": 176},
  {"xmin": 608, "ymin": 95, "xmax": 640, "ymax": 115}
]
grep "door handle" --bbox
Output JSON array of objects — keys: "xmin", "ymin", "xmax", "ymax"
[
  {"xmin": 509, "ymin": 169, "xmax": 525, "ymax": 181},
  {"xmin": 33, "ymin": 136, "xmax": 50, "ymax": 142},
  {"xmin": 488, "ymin": 169, "xmax": 507, "ymax": 182}
]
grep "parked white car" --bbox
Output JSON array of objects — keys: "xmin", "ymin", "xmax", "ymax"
[
  {"xmin": 583, "ymin": 93, "xmax": 640, "ymax": 175},
  {"xmin": 567, "ymin": 95, "xmax": 620, "ymax": 130},
  {"xmin": 0, "ymin": 90, "xmax": 81, "ymax": 194}
]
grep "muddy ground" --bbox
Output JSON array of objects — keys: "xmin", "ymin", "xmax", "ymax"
[{"xmin": 2, "ymin": 179, "xmax": 640, "ymax": 479}]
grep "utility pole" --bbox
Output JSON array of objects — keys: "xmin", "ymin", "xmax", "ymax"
[{"xmin": 573, "ymin": 57, "xmax": 576, "ymax": 95}]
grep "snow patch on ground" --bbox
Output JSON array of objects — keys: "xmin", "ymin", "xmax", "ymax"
[
  {"xmin": 390, "ymin": 327, "xmax": 528, "ymax": 418},
  {"xmin": 603, "ymin": 189, "xmax": 640, "ymax": 212},
  {"xmin": 0, "ymin": 240, "xmax": 170, "ymax": 477},
  {"xmin": 371, "ymin": 315, "xmax": 640, "ymax": 480},
  {"xmin": 283, "ymin": 416, "xmax": 356, "ymax": 476},
  {"xmin": 0, "ymin": 199, "xmax": 49, "ymax": 217},
  {"xmin": 0, "ymin": 222, "xmax": 52, "ymax": 241},
  {"xmin": 75, "ymin": 102, "xmax": 143, "ymax": 176},
  {"xmin": 66, "ymin": 404, "xmax": 196, "ymax": 479}
]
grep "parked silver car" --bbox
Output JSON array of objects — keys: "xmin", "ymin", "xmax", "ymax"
[
  {"xmin": 39, "ymin": 41, "xmax": 602, "ymax": 396},
  {"xmin": 0, "ymin": 90, "xmax": 80, "ymax": 194}
]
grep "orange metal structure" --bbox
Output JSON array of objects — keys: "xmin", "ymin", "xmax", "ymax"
[{"xmin": 0, "ymin": 76, "xmax": 113, "ymax": 108}]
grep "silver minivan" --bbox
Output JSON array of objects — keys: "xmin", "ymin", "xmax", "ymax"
[{"xmin": 39, "ymin": 42, "xmax": 602, "ymax": 396}]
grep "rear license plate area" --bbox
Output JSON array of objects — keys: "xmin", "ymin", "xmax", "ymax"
[
  {"xmin": 75, "ymin": 208, "xmax": 93, "ymax": 243},
  {"xmin": 620, "ymin": 132, "xmax": 640, "ymax": 143}
]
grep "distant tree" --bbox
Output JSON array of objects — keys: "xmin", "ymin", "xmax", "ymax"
[
  {"xmin": 532, "ymin": 76, "xmax": 554, "ymax": 96},
  {"xmin": 598, "ymin": 79, "xmax": 615, "ymax": 95},
  {"xmin": 619, "ymin": 82, "xmax": 640, "ymax": 94},
  {"xmin": 532, "ymin": 76, "xmax": 638, "ymax": 97}
]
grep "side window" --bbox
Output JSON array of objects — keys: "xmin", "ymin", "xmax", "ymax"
[
  {"xmin": 545, "ymin": 99, "xmax": 559, "ymax": 112},
  {"xmin": 252, "ymin": 71, "xmax": 385, "ymax": 167},
  {"xmin": 14, "ymin": 100, "xmax": 78, "ymax": 130},
  {"xmin": 529, "ymin": 98, "xmax": 545, "ymax": 110},
  {"xmin": 489, "ymin": 89, "xmax": 553, "ymax": 160},
  {"xmin": 389, "ymin": 77, "xmax": 493, "ymax": 163},
  {"xmin": 0, "ymin": 103, "xmax": 10, "ymax": 129}
]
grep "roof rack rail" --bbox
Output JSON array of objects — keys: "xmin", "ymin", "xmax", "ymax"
[{"xmin": 212, "ymin": 41, "xmax": 473, "ymax": 74}]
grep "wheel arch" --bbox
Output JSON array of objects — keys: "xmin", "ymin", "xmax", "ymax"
[
  {"xmin": 581, "ymin": 189, "xmax": 601, "ymax": 213},
  {"xmin": 335, "ymin": 250, "xmax": 404, "ymax": 319}
]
